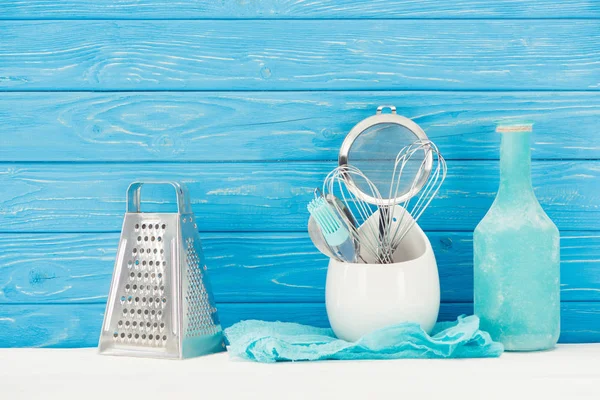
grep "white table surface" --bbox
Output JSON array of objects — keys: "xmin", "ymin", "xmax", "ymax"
[{"xmin": 1, "ymin": 345, "xmax": 599, "ymax": 400}]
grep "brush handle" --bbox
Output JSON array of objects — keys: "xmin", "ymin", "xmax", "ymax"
[{"xmin": 331, "ymin": 236, "xmax": 358, "ymax": 263}]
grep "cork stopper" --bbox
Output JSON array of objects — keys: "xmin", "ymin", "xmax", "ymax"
[{"xmin": 496, "ymin": 124, "xmax": 533, "ymax": 133}]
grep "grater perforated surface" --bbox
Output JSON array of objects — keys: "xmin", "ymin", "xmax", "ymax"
[
  {"xmin": 181, "ymin": 215, "xmax": 221, "ymax": 340},
  {"xmin": 114, "ymin": 221, "xmax": 169, "ymax": 346},
  {"xmin": 99, "ymin": 213, "xmax": 179, "ymax": 357}
]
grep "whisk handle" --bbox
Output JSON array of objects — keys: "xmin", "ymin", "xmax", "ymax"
[{"xmin": 126, "ymin": 181, "xmax": 192, "ymax": 214}]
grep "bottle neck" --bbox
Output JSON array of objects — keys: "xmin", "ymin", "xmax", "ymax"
[{"xmin": 498, "ymin": 131, "xmax": 533, "ymax": 195}]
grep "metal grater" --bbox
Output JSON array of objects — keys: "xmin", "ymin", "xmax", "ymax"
[{"xmin": 98, "ymin": 181, "xmax": 225, "ymax": 359}]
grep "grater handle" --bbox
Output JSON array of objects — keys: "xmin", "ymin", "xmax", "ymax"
[{"xmin": 126, "ymin": 181, "xmax": 192, "ymax": 214}]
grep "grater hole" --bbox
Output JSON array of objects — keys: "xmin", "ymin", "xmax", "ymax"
[
  {"xmin": 113, "ymin": 332, "xmax": 118, "ymax": 338},
  {"xmin": 155, "ymin": 224, "xmax": 160, "ymax": 229},
  {"xmin": 142, "ymin": 224, "xmax": 147, "ymax": 229},
  {"xmin": 147, "ymin": 249, "xmax": 151, "ymax": 254},
  {"xmin": 137, "ymin": 236, "xmax": 142, "ymax": 242},
  {"xmin": 149, "ymin": 334, "xmax": 153, "ymax": 340},
  {"xmin": 135, "ymin": 333, "xmax": 139, "ymax": 339},
  {"xmin": 158, "ymin": 237, "xmax": 162, "ymax": 242},
  {"xmin": 162, "ymin": 224, "xmax": 166, "ymax": 229},
  {"xmin": 127, "ymin": 333, "xmax": 132, "ymax": 339},
  {"xmin": 133, "ymin": 284, "xmax": 137, "ymax": 290},
  {"xmin": 120, "ymin": 333, "xmax": 125, "ymax": 338},
  {"xmin": 149, "ymin": 261, "xmax": 153, "ymax": 266},
  {"xmin": 144, "ymin": 273, "xmax": 149, "ymax": 279},
  {"xmin": 151, "ymin": 236, "xmax": 156, "ymax": 242},
  {"xmin": 128, "ymin": 296, "xmax": 132, "ymax": 303},
  {"xmin": 144, "ymin": 236, "xmax": 148, "ymax": 241},
  {"xmin": 133, "ymin": 248, "xmax": 137, "ymax": 254},
  {"xmin": 163, "ymin": 335, "xmax": 167, "ymax": 340},
  {"xmin": 135, "ymin": 260, "xmax": 140, "ymax": 266},
  {"xmin": 132, "ymin": 321, "xmax": 137, "ymax": 327},
  {"xmin": 142, "ymin": 334, "xmax": 146, "ymax": 339},
  {"xmin": 142, "ymin": 261, "xmax": 146, "ymax": 267},
  {"xmin": 146, "ymin": 322, "xmax": 151, "ymax": 328},
  {"xmin": 122, "ymin": 309, "xmax": 127, "ymax": 315},
  {"xmin": 135, "ymin": 297, "xmax": 139, "ymax": 303},
  {"xmin": 137, "ymin": 309, "xmax": 142, "ymax": 315},
  {"xmin": 153, "ymin": 249, "xmax": 157, "ymax": 254},
  {"xmin": 135, "ymin": 224, "xmax": 140, "ymax": 230}
]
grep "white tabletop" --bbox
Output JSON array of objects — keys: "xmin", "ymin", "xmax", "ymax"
[{"xmin": 1, "ymin": 345, "xmax": 599, "ymax": 400}]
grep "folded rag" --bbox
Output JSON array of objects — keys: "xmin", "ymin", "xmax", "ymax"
[{"xmin": 224, "ymin": 315, "xmax": 503, "ymax": 363}]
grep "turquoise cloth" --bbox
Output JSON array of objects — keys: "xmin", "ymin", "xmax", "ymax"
[{"xmin": 224, "ymin": 315, "xmax": 503, "ymax": 363}]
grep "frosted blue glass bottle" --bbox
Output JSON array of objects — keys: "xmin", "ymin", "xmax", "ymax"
[{"xmin": 474, "ymin": 125, "xmax": 560, "ymax": 351}]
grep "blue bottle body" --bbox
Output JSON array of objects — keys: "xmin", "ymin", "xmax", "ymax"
[{"xmin": 474, "ymin": 128, "xmax": 560, "ymax": 351}]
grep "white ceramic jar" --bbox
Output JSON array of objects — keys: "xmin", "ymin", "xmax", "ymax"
[{"xmin": 325, "ymin": 213, "xmax": 440, "ymax": 342}]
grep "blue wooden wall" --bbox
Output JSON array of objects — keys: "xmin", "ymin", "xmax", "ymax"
[{"xmin": 1, "ymin": 1, "xmax": 600, "ymax": 347}]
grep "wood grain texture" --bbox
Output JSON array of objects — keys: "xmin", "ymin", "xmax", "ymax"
[
  {"xmin": 2, "ymin": 91, "xmax": 600, "ymax": 161},
  {"xmin": 0, "ymin": 161, "xmax": 598, "ymax": 233},
  {"xmin": 1, "ymin": 21, "xmax": 599, "ymax": 90},
  {"xmin": 1, "ymin": 232, "xmax": 598, "ymax": 304},
  {"xmin": 1, "ymin": 302, "xmax": 598, "ymax": 347},
  {"xmin": 2, "ymin": 1, "xmax": 599, "ymax": 19}
]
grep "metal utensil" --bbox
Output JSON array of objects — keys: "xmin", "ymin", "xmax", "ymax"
[
  {"xmin": 384, "ymin": 140, "xmax": 447, "ymax": 254},
  {"xmin": 323, "ymin": 165, "xmax": 389, "ymax": 263},
  {"xmin": 320, "ymin": 106, "xmax": 447, "ymax": 264},
  {"xmin": 338, "ymin": 105, "xmax": 435, "ymax": 263},
  {"xmin": 98, "ymin": 181, "xmax": 225, "ymax": 359},
  {"xmin": 308, "ymin": 215, "xmax": 338, "ymax": 260}
]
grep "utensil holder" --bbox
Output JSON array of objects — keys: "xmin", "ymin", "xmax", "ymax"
[{"xmin": 326, "ymin": 208, "xmax": 440, "ymax": 342}]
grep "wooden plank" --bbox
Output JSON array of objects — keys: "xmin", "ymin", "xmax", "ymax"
[
  {"xmin": 0, "ymin": 161, "xmax": 598, "ymax": 233},
  {"xmin": 1, "ymin": 302, "xmax": 598, "ymax": 347},
  {"xmin": 2, "ymin": 91, "xmax": 600, "ymax": 162},
  {"xmin": 1, "ymin": 232, "xmax": 598, "ymax": 304},
  {"xmin": 1, "ymin": 1, "xmax": 599, "ymax": 19},
  {"xmin": 1, "ymin": 21, "xmax": 599, "ymax": 90}
]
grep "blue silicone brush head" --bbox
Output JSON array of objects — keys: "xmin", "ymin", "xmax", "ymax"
[{"xmin": 307, "ymin": 197, "xmax": 350, "ymax": 247}]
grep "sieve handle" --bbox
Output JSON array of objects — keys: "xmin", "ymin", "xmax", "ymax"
[
  {"xmin": 126, "ymin": 181, "xmax": 192, "ymax": 214},
  {"xmin": 376, "ymin": 105, "xmax": 396, "ymax": 114}
]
